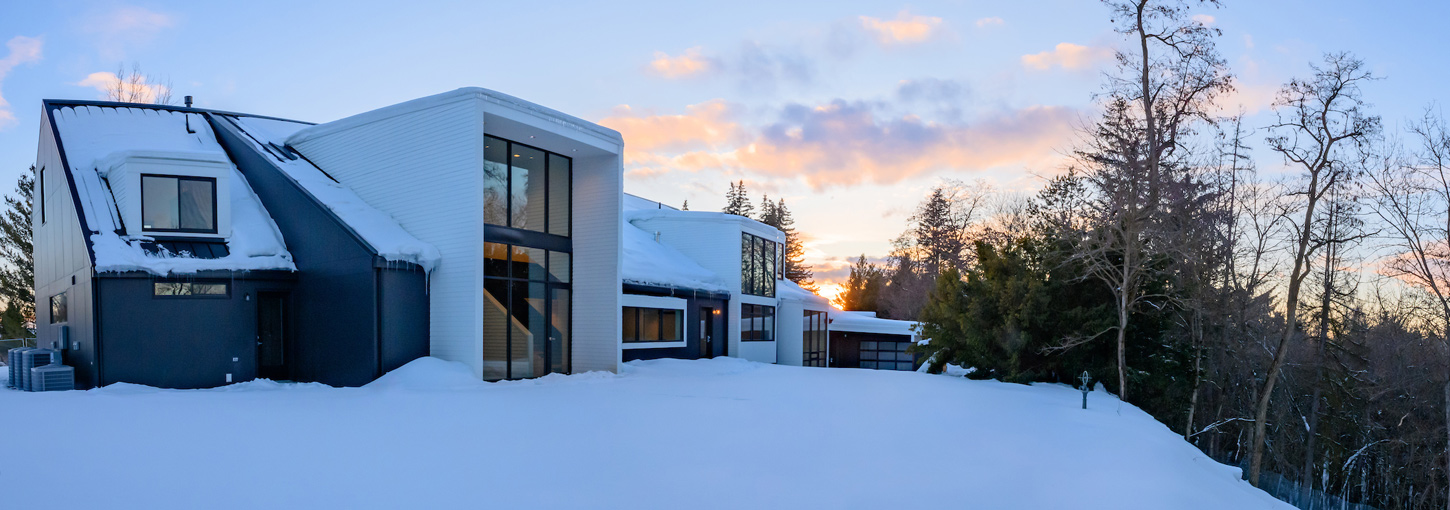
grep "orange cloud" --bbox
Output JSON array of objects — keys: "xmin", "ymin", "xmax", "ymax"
[
  {"xmin": 648, "ymin": 47, "xmax": 713, "ymax": 78},
  {"xmin": 1021, "ymin": 43, "xmax": 1113, "ymax": 71},
  {"xmin": 613, "ymin": 99, "xmax": 1079, "ymax": 190},
  {"xmin": 0, "ymin": 36, "xmax": 43, "ymax": 130},
  {"xmin": 858, "ymin": 11, "xmax": 943, "ymax": 45},
  {"xmin": 598, "ymin": 100, "xmax": 745, "ymax": 168},
  {"xmin": 733, "ymin": 101, "xmax": 1079, "ymax": 188}
]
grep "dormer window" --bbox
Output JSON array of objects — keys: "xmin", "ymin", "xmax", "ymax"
[{"xmin": 142, "ymin": 174, "xmax": 217, "ymax": 233}]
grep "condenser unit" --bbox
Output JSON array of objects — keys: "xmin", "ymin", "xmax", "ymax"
[
  {"xmin": 19, "ymin": 349, "xmax": 59, "ymax": 392},
  {"xmin": 5, "ymin": 347, "xmax": 31, "ymax": 389},
  {"xmin": 31, "ymin": 362, "xmax": 74, "ymax": 392}
]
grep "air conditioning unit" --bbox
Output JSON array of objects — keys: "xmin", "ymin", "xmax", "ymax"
[
  {"xmin": 19, "ymin": 349, "xmax": 59, "ymax": 392},
  {"xmin": 31, "ymin": 362, "xmax": 74, "ymax": 392},
  {"xmin": 6, "ymin": 347, "xmax": 32, "ymax": 389}
]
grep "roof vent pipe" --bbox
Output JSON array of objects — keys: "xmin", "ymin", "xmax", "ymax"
[{"xmin": 183, "ymin": 96, "xmax": 196, "ymax": 134}]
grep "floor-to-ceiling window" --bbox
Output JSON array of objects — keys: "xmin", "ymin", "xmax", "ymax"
[
  {"xmin": 482, "ymin": 135, "xmax": 571, "ymax": 381},
  {"xmin": 803, "ymin": 311, "xmax": 827, "ymax": 367}
]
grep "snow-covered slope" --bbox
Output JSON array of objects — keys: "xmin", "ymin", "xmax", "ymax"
[{"xmin": 0, "ymin": 359, "xmax": 1289, "ymax": 510}]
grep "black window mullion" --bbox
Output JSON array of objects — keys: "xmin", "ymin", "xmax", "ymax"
[{"xmin": 505, "ymin": 246, "xmax": 512, "ymax": 380}]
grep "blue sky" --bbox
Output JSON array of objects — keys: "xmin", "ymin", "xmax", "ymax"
[{"xmin": 2, "ymin": 0, "xmax": 1447, "ymax": 290}]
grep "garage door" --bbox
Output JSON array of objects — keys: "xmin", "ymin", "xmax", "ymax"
[{"xmin": 859, "ymin": 339, "xmax": 916, "ymax": 371}]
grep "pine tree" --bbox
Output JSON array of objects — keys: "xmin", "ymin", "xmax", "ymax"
[
  {"xmin": 840, "ymin": 255, "xmax": 886, "ymax": 312},
  {"xmin": 912, "ymin": 186, "xmax": 960, "ymax": 276},
  {"xmin": 757, "ymin": 194, "xmax": 781, "ymax": 227},
  {"xmin": 0, "ymin": 304, "xmax": 25, "ymax": 339},
  {"xmin": 723, "ymin": 181, "xmax": 754, "ymax": 217},
  {"xmin": 681, "ymin": 200, "xmax": 689, "ymax": 211},
  {"xmin": 775, "ymin": 199, "xmax": 815, "ymax": 289},
  {"xmin": 0, "ymin": 169, "xmax": 34, "ymax": 323}
]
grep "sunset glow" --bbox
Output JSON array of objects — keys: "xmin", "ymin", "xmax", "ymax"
[{"xmin": 816, "ymin": 282, "xmax": 847, "ymax": 309}]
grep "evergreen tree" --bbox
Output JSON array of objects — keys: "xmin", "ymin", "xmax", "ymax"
[
  {"xmin": 723, "ymin": 181, "xmax": 753, "ymax": 217},
  {"xmin": 775, "ymin": 199, "xmax": 815, "ymax": 289},
  {"xmin": 0, "ymin": 304, "xmax": 25, "ymax": 339},
  {"xmin": 757, "ymin": 194, "xmax": 781, "ymax": 227},
  {"xmin": 840, "ymin": 255, "xmax": 885, "ymax": 312},
  {"xmin": 912, "ymin": 186, "xmax": 961, "ymax": 275},
  {"xmin": 681, "ymin": 200, "xmax": 688, "ymax": 211},
  {"xmin": 0, "ymin": 169, "xmax": 33, "ymax": 323}
]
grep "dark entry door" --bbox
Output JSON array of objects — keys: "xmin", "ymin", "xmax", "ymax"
[
  {"xmin": 699, "ymin": 307, "xmax": 714, "ymax": 358},
  {"xmin": 257, "ymin": 292, "xmax": 288, "ymax": 380}
]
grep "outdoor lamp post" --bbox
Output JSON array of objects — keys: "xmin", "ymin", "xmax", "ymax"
[{"xmin": 1079, "ymin": 371, "xmax": 1092, "ymax": 410}]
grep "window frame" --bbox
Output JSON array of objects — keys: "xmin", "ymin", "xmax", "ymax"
[
  {"xmin": 483, "ymin": 135, "xmax": 572, "ymax": 238},
  {"xmin": 740, "ymin": 303, "xmax": 776, "ymax": 342},
  {"xmin": 37, "ymin": 166, "xmax": 44, "ymax": 225},
  {"xmin": 482, "ymin": 241, "xmax": 574, "ymax": 379},
  {"xmin": 741, "ymin": 232, "xmax": 778, "ymax": 298},
  {"xmin": 152, "ymin": 280, "xmax": 232, "ymax": 299},
  {"xmin": 802, "ymin": 310, "xmax": 828, "ymax": 367},
  {"xmin": 49, "ymin": 292, "xmax": 67, "ymax": 324},
  {"xmin": 140, "ymin": 174, "xmax": 218, "ymax": 234},
  {"xmin": 621, "ymin": 305, "xmax": 686, "ymax": 344}
]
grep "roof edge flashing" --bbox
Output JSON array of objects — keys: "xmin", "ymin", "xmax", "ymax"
[{"xmin": 285, "ymin": 87, "xmax": 623, "ymax": 148}]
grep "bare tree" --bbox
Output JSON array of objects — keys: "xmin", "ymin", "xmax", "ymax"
[
  {"xmin": 1072, "ymin": 0, "xmax": 1232, "ymax": 401},
  {"xmin": 1249, "ymin": 52, "xmax": 1380, "ymax": 487},
  {"xmin": 1366, "ymin": 106, "xmax": 1450, "ymax": 509},
  {"xmin": 105, "ymin": 63, "xmax": 173, "ymax": 105}
]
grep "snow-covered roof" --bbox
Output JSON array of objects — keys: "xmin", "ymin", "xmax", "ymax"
[
  {"xmin": 285, "ymin": 87, "xmax": 623, "ymax": 148},
  {"xmin": 829, "ymin": 310, "xmax": 919, "ymax": 337},
  {"xmin": 623, "ymin": 193, "xmax": 679, "ymax": 212},
  {"xmin": 227, "ymin": 116, "xmax": 441, "ymax": 272},
  {"xmin": 621, "ymin": 220, "xmax": 728, "ymax": 293},
  {"xmin": 624, "ymin": 208, "xmax": 781, "ymax": 238},
  {"xmin": 50, "ymin": 105, "xmax": 295, "ymax": 275},
  {"xmin": 778, "ymin": 279, "xmax": 830, "ymax": 309}
]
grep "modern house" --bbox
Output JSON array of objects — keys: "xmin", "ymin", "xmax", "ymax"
[
  {"xmin": 618, "ymin": 195, "xmax": 919, "ymax": 370},
  {"xmin": 30, "ymin": 87, "xmax": 915, "ymax": 390}
]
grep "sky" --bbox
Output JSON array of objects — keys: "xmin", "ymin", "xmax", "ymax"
[{"xmin": 1, "ymin": 0, "xmax": 1448, "ymax": 295}]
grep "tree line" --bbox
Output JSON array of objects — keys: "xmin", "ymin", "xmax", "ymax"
[{"xmin": 838, "ymin": 1, "xmax": 1450, "ymax": 508}]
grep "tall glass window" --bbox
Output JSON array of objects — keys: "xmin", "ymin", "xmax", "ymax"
[
  {"xmin": 482, "ymin": 241, "xmax": 571, "ymax": 381},
  {"xmin": 482, "ymin": 134, "xmax": 573, "ymax": 381},
  {"xmin": 741, "ymin": 233, "xmax": 778, "ymax": 297},
  {"xmin": 803, "ymin": 311, "xmax": 827, "ymax": 367},
  {"xmin": 483, "ymin": 135, "xmax": 570, "ymax": 236}
]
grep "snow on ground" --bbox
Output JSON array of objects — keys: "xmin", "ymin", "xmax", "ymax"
[{"xmin": 0, "ymin": 358, "xmax": 1289, "ymax": 510}]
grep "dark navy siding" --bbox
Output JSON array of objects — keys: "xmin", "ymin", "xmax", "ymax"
[
  {"xmin": 96, "ymin": 273, "xmax": 295, "ymax": 388},
  {"xmin": 621, "ymin": 290, "xmax": 728, "ymax": 362},
  {"xmin": 378, "ymin": 266, "xmax": 429, "ymax": 374},
  {"xmin": 210, "ymin": 115, "xmax": 429, "ymax": 387}
]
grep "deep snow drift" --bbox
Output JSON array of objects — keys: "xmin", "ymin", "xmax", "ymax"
[{"xmin": 0, "ymin": 358, "xmax": 1289, "ymax": 509}]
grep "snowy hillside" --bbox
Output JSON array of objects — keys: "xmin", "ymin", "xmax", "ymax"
[{"xmin": 0, "ymin": 358, "xmax": 1290, "ymax": 509}]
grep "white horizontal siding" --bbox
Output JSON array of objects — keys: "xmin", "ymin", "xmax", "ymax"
[
  {"xmin": 289, "ymin": 96, "xmax": 486, "ymax": 376},
  {"xmin": 569, "ymin": 153, "xmax": 621, "ymax": 373}
]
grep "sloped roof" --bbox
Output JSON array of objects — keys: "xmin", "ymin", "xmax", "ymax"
[
  {"xmin": 48, "ymin": 104, "xmax": 295, "ymax": 275},
  {"xmin": 224, "ymin": 115, "xmax": 441, "ymax": 272},
  {"xmin": 621, "ymin": 220, "xmax": 728, "ymax": 293}
]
